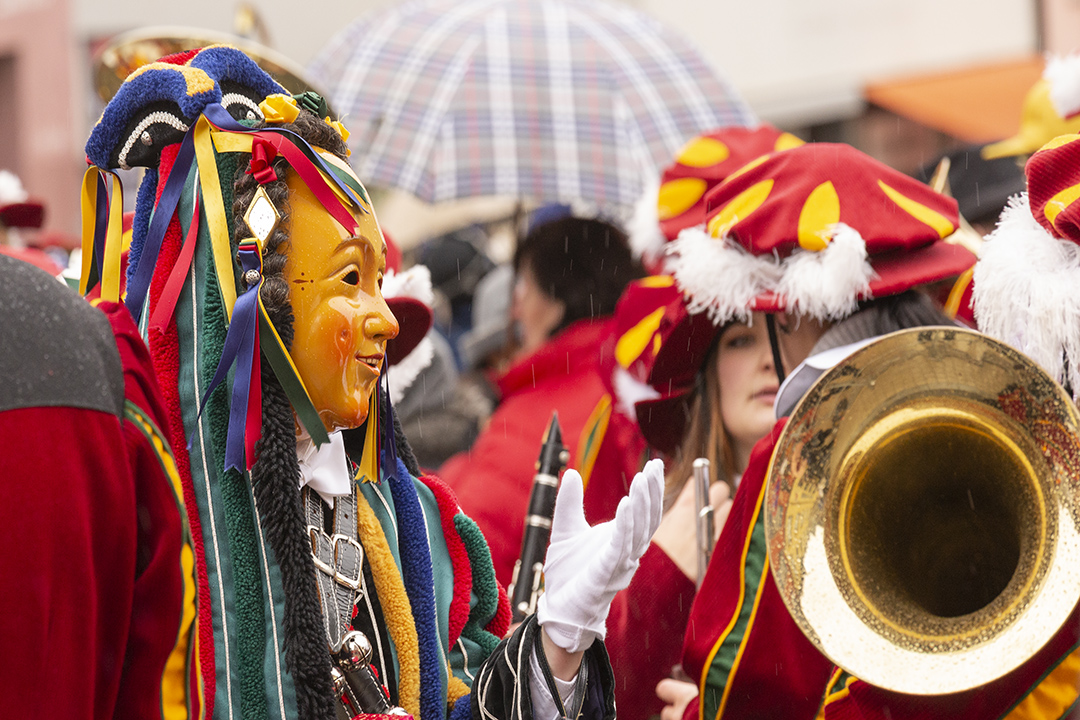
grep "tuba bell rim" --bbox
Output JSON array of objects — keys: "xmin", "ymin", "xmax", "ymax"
[{"xmin": 764, "ymin": 326, "xmax": 1080, "ymax": 695}]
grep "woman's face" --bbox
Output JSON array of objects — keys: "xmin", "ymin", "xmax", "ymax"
[
  {"xmin": 512, "ymin": 262, "xmax": 565, "ymax": 355},
  {"xmin": 283, "ymin": 159, "xmax": 399, "ymax": 433},
  {"xmin": 716, "ymin": 312, "xmax": 828, "ymax": 469}
]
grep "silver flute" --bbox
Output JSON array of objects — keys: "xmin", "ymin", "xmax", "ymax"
[{"xmin": 693, "ymin": 458, "xmax": 715, "ymax": 588}]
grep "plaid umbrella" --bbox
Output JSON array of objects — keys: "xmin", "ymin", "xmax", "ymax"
[{"xmin": 309, "ymin": 0, "xmax": 755, "ymax": 214}]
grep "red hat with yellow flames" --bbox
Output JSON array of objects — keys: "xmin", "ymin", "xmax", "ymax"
[
  {"xmin": 629, "ymin": 124, "xmax": 803, "ymax": 266},
  {"xmin": 616, "ymin": 142, "xmax": 975, "ymax": 454}
]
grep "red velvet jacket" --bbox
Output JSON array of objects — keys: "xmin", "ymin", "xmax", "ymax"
[{"xmin": 0, "ymin": 258, "xmax": 197, "ymax": 720}]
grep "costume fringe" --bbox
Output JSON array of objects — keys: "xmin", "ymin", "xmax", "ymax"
[
  {"xmin": 388, "ymin": 337, "xmax": 434, "ymax": 404},
  {"xmin": 389, "ymin": 457, "xmax": 444, "ymax": 720},
  {"xmin": 355, "ymin": 482, "xmax": 422, "ymax": 716},
  {"xmin": 453, "ymin": 514, "xmax": 511, "ymax": 648},
  {"xmin": 250, "ymin": 362, "xmax": 336, "ymax": 720},
  {"xmin": 417, "ymin": 474, "xmax": 474, "ymax": 647},
  {"xmin": 666, "ymin": 226, "xmax": 780, "ymax": 325},
  {"xmin": 973, "ymin": 193, "xmax": 1080, "ymax": 394}
]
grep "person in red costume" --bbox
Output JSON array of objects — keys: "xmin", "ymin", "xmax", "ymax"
[
  {"xmin": 595, "ymin": 125, "xmax": 810, "ymax": 720},
  {"xmin": 439, "ymin": 213, "xmax": 647, "ymax": 587},
  {"xmin": 666, "ymin": 140, "xmax": 1080, "ymax": 720},
  {"xmin": 0, "ymin": 254, "xmax": 199, "ymax": 718},
  {"xmin": 967, "ymin": 133, "xmax": 1080, "ymax": 720}
]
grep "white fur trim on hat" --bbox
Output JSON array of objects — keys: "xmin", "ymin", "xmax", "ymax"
[
  {"xmin": 381, "ymin": 264, "xmax": 435, "ymax": 398},
  {"xmin": 775, "ymin": 223, "xmax": 875, "ymax": 321},
  {"xmin": 627, "ymin": 178, "xmax": 666, "ymax": 263},
  {"xmin": 0, "ymin": 170, "xmax": 28, "ymax": 205},
  {"xmin": 665, "ymin": 226, "xmax": 782, "ymax": 325},
  {"xmin": 973, "ymin": 193, "xmax": 1080, "ymax": 393},
  {"xmin": 1045, "ymin": 54, "xmax": 1080, "ymax": 119},
  {"xmin": 612, "ymin": 365, "xmax": 661, "ymax": 419},
  {"xmin": 382, "ymin": 265, "xmax": 435, "ymax": 307},
  {"xmin": 387, "ymin": 336, "xmax": 435, "ymax": 404}
]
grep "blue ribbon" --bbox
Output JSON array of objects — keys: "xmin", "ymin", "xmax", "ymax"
[
  {"xmin": 192, "ymin": 242, "xmax": 262, "ymax": 473},
  {"xmin": 125, "ymin": 129, "xmax": 198, "ymax": 321},
  {"xmin": 379, "ymin": 375, "xmax": 399, "ymax": 483}
]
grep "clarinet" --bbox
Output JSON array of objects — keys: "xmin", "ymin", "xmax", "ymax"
[{"xmin": 508, "ymin": 412, "xmax": 569, "ymax": 622}]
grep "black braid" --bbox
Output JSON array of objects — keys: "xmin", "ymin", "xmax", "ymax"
[{"xmin": 231, "ymin": 108, "xmax": 350, "ymax": 720}]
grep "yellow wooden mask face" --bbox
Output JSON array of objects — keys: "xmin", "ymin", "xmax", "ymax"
[{"xmin": 281, "ymin": 159, "xmax": 398, "ymax": 434}]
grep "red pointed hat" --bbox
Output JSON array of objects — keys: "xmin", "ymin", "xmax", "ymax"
[
  {"xmin": 0, "ymin": 170, "xmax": 44, "ymax": 229},
  {"xmin": 618, "ymin": 143, "xmax": 975, "ymax": 454},
  {"xmin": 629, "ymin": 124, "xmax": 803, "ymax": 264},
  {"xmin": 974, "ymin": 133, "xmax": 1080, "ymax": 392},
  {"xmin": 607, "ymin": 275, "xmax": 717, "ymax": 454},
  {"xmin": 666, "ymin": 142, "xmax": 975, "ymax": 325},
  {"xmin": 380, "ymin": 229, "xmax": 433, "ymax": 366}
]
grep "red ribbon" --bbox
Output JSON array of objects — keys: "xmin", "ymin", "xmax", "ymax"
[
  {"xmin": 150, "ymin": 192, "xmax": 202, "ymax": 334},
  {"xmin": 247, "ymin": 136, "xmax": 279, "ymax": 185},
  {"xmin": 244, "ymin": 319, "xmax": 263, "ymax": 469},
  {"xmin": 252, "ymin": 132, "xmax": 359, "ymax": 234}
]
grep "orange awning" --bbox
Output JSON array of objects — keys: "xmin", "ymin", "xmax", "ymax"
[{"xmin": 864, "ymin": 56, "xmax": 1043, "ymax": 144}]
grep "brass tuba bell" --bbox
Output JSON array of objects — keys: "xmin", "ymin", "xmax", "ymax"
[
  {"xmin": 91, "ymin": 26, "xmax": 334, "ymax": 111},
  {"xmin": 765, "ymin": 327, "xmax": 1080, "ymax": 695}
]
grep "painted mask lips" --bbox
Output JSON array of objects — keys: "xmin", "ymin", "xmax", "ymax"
[{"xmin": 356, "ymin": 353, "xmax": 384, "ymax": 378}]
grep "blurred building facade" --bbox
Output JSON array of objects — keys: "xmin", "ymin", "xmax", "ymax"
[{"xmin": 0, "ymin": 0, "xmax": 1073, "ymax": 239}]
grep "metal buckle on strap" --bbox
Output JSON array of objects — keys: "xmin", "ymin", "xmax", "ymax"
[
  {"xmin": 331, "ymin": 533, "xmax": 364, "ymax": 591},
  {"xmin": 309, "ymin": 526, "xmax": 364, "ymax": 591}
]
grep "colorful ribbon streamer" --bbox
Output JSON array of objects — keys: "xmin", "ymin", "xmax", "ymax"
[
  {"xmin": 79, "ymin": 168, "xmax": 124, "ymax": 302},
  {"xmin": 125, "ymin": 129, "xmax": 198, "ymax": 321},
  {"xmin": 149, "ymin": 185, "xmax": 202, "ymax": 334},
  {"xmin": 194, "ymin": 239, "xmax": 264, "ymax": 472}
]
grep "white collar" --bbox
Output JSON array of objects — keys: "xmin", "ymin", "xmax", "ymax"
[
  {"xmin": 296, "ymin": 430, "xmax": 353, "ymax": 509},
  {"xmin": 773, "ymin": 337, "xmax": 877, "ymax": 419}
]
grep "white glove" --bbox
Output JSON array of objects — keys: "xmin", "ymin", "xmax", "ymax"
[{"xmin": 536, "ymin": 458, "xmax": 665, "ymax": 653}]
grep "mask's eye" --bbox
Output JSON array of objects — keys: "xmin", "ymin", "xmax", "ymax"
[{"xmin": 343, "ymin": 269, "xmax": 360, "ymax": 286}]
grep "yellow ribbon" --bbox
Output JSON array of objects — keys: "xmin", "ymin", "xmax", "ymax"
[
  {"xmin": 101, "ymin": 172, "xmax": 124, "ymax": 303},
  {"xmin": 324, "ymin": 117, "xmax": 351, "ymax": 154},
  {"xmin": 355, "ymin": 393, "xmax": 379, "ymax": 484},
  {"xmin": 79, "ymin": 167, "xmax": 98, "ymax": 296},
  {"xmin": 193, "ymin": 115, "xmax": 239, "ymax": 319},
  {"xmin": 78, "ymin": 167, "xmax": 124, "ymax": 303}
]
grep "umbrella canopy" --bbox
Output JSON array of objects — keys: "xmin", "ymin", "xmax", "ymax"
[{"xmin": 309, "ymin": 0, "xmax": 755, "ymax": 214}]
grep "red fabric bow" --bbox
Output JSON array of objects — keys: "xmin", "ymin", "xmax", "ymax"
[{"xmin": 247, "ymin": 137, "xmax": 279, "ymax": 184}]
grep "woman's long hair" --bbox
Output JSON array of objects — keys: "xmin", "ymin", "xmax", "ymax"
[{"xmin": 664, "ymin": 334, "xmax": 738, "ymax": 509}]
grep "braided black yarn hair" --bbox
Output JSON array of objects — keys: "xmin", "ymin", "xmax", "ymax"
[{"xmin": 231, "ymin": 109, "xmax": 350, "ymax": 720}]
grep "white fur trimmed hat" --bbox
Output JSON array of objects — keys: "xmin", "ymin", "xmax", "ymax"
[
  {"xmin": 628, "ymin": 124, "xmax": 802, "ymax": 266},
  {"xmin": 974, "ymin": 133, "xmax": 1080, "ymax": 392},
  {"xmin": 666, "ymin": 142, "xmax": 975, "ymax": 326}
]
